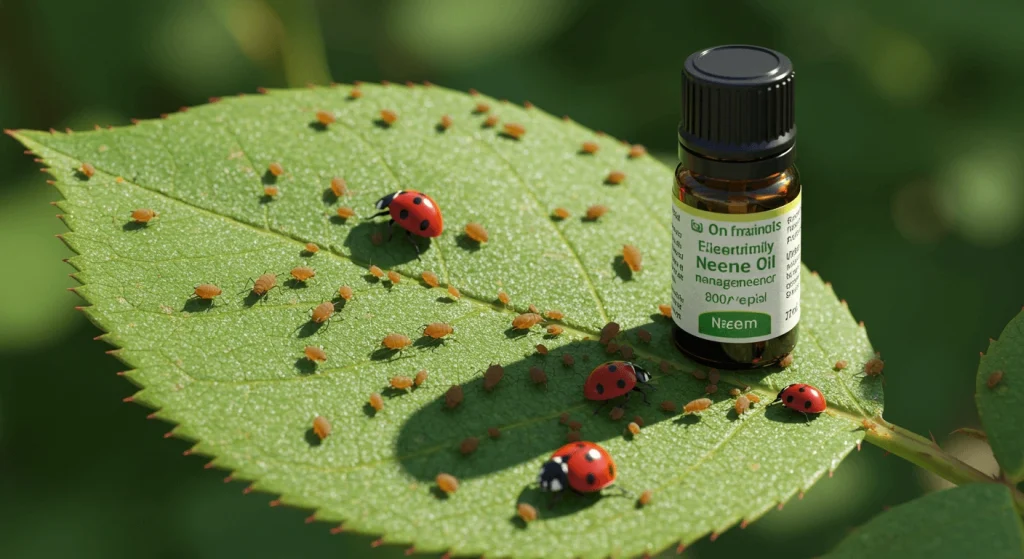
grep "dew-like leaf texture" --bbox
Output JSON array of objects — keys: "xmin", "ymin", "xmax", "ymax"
[
  {"xmin": 825, "ymin": 483, "xmax": 1024, "ymax": 559},
  {"xmin": 977, "ymin": 309, "xmax": 1024, "ymax": 483},
  {"xmin": 12, "ymin": 84, "xmax": 884, "ymax": 559}
]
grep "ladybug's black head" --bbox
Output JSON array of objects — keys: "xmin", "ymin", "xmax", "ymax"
[
  {"xmin": 374, "ymin": 191, "xmax": 403, "ymax": 210},
  {"xmin": 538, "ymin": 457, "xmax": 569, "ymax": 492},
  {"xmin": 632, "ymin": 364, "xmax": 651, "ymax": 384}
]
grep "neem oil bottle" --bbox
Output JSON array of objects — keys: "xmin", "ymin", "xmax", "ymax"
[{"xmin": 671, "ymin": 45, "xmax": 801, "ymax": 368}]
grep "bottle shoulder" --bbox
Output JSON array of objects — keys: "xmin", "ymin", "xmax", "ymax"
[{"xmin": 675, "ymin": 165, "xmax": 800, "ymax": 213}]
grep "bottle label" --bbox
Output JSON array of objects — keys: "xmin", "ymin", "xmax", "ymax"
[{"xmin": 671, "ymin": 192, "xmax": 801, "ymax": 343}]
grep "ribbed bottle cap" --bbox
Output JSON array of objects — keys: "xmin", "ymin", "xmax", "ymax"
[{"xmin": 679, "ymin": 45, "xmax": 796, "ymax": 179}]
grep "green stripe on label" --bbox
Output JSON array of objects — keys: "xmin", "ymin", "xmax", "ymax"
[
  {"xmin": 698, "ymin": 311, "xmax": 772, "ymax": 338},
  {"xmin": 673, "ymin": 192, "xmax": 801, "ymax": 223}
]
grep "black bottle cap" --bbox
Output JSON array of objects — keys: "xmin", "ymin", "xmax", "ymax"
[{"xmin": 679, "ymin": 45, "xmax": 796, "ymax": 179}]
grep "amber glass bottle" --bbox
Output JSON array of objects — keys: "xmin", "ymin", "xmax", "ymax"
[{"xmin": 671, "ymin": 45, "xmax": 801, "ymax": 369}]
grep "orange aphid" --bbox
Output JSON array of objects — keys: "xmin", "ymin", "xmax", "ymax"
[
  {"xmin": 460, "ymin": 437, "xmax": 479, "ymax": 455},
  {"xmin": 661, "ymin": 401, "xmax": 677, "ymax": 413},
  {"xmin": 316, "ymin": 110, "xmax": 336, "ymax": 125},
  {"xmin": 633, "ymin": 415, "xmax": 645, "ymax": 427},
  {"xmin": 484, "ymin": 114, "xmax": 499, "ymax": 128},
  {"xmin": 439, "ymin": 114, "xmax": 453, "ymax": 130},
  {"xmin": 445, "ymin": 385, "xmax": 464, "ymax": 408},
  {"xmin": 987, "ymin": 370, "xmax": 1004, "ymax": 389},
  {"xmin": 379, "ymin": 109, "xmax": 398, "ymax": 125},
  {"xmin": 536, "ymin": 344, "xmax": 549, "ymax": 355},
  {"xmin": 606, "ymin": 171, "xmax": 626, "ymax": 184},
  {"xmin": 605, "ymin": 341, "xmax": 620, "ymax": 354},
  {"xmin": 599, "ymin": 321, "xmax": 620, "ymax": 344},
  {"xmin": 387, "ymin": 270, "xmax": 401, "ymax": 284},
  {"xmin": 585, "ymin": 205, "xmax": 609, "ymax": 220},
  {"xmin": 546, "ymin": 325, "xmax": 563, "ymax": 336},
  {"xmin": 638, "ymin": 490, "xmax": 653, "ymax": 507},
  {"xmin": 552, "ymin": 207, "xmax": 570, "ymax": 219},
  {"xmin": 627, "ymin": 422, "xmax": 641, "ymax": 435},
  {"xmin": 658, "ymin": 304, "xmax": 672, "ymax": 317},
  {"xmin": 559, "ymin": 412, "xmax": 570, "ymax": 425},
  {"xmin": 728, "ymin": 388, "xmax": 741, "ymax": 397},
  {"xmin": 503, "ymin": 122, "xmax": 526, "ymax": 139},
  {"xmin": 313, "ymin": 416, "xmax": 331, "ymax": 439},
  {"xmin": 517, "ymin": 503, "xmax": 537, "ymax": 523},
  {"xmin": 194, "ymin": 284, "xmax": 221, "ymax": 300},
  {"xmin": 684, "ymin": 398, "xmax": 713, "ymax": 414},
  {"xmin": 779, "ymin": 353, "xmax": 794, "ymax": 368},
  {"xmin": 382, "ymin": 333, "xmax": 412, "ymax": 350},
  {"xmin": 562, "ymin": 353, "xmax": 574, "ymax": 367},
  {"xmin": 474, "ymin": 102, "xmax": 491, "ymax": 114},
  {"xmin": 545, "ymin": 310, "xmax": 564, "ymax": 320},
  {"xmin": 746, "ymin": 393, "xmax": 761, "ymax": 404},
  {"xmin": 620, "ymin": 345, "xmax": 635, "ymax": 360},
  {"xmin": 530, "ymin": 367, "xmax": 548, "ymax": 385},
  {"xmin": 336, "ymin": 206, "xmax": 356, "ymax": 219},
  {"xmin": 291, "ymin": 266, "xmax": 315, "ymax": 282},
  {"xmin": 566, "ymin": 430, "xmax": 583, "ymax": 443},
  {"xmin": 423, "ymin": 322, "xmax": 454, "ymax": 339},
  {"xmin": 436, "ymin": 473, "xmax": 459, "ymax": 494},
  {"xmin": 368, "ymin": 392, "xmax": 384, "ymax": 411},
  {"xmin": 330, "ymin": 177, "xmax": 347, "ymax": 197},
  {"xmin": 835, "ymin": 360, "xmax": 848, "ymax": 370},
  {"xmin": 637, "ymin": 329, "xmax": 652, "ymax": 343},
  {"xmin": 447, "ymin": 285, "xmax": 461, "ymax": 299},
  {"xmin": 304, "ymin": 346, "xmax": 327, "ymax": 362},
  {"xmin": 368, "ymin": 265, "xmax": 384, "ymax": 278},
  {"xmin": 131, "ymin": 208, "xmax": 157, "ymax": 223},
  {"xmin": 497, "ymin": 290, "xmax": 511, "ymax": 305},
  {"xmin": 263, "ymin": 186, "xmax": 279, "ymax": 197},
  {"xmin": 414, "ymin": 369, "xmax": 428, "ymax": 386},
  {"xmin": 421, "ymin": 270, "xmax": 440, "ymax": 287},
  {"xmin": 512, "ymin": 313, "xmax": 543, "ymax": 330},
  {"xmin": 80, "ymin": 162, "xmax": 96, "ymax": 178},
  {"xmin": 735, "ymin": 395, "xmax": 751, "ymax": 416},
  {"xmin": 268, "ymin": 162, "xmax": 284, "ymax": 176},
  {"xmin": 528, "ymin": 304, "xmax": 540, "ymax": 314},
  {"xmin": 483, "ymin": 364, "xmax": 504, "ymax": 391},
  {"xmin": 349, "ymin": 89, "xmax": 363, "ymax": 99},
  {"xmin": 706, "ymin": 384, "xmax": 719, "ymax": 395},
  {"xmin": 305, "ymin": 242, "xmax": 319, "ymax": 254},
  {"xmin": 865, "ymin": 358, "xmax": 885, "ymax": 376},
  {"xmin": 464, "ymin": 222, "xmax": 489, "ymax": 242},
  {"xmin": 488, "ymin": 427, "xmax": 501, "ymax": 439},
  {"xmin": 523, "ymin": 100, "xmax": 534, "ymax": 109},
  {"xmin": 252, "ymin": 273, "xmax": 276, "ymax": 296},
  {"xmin": 622, "ymin": 245, "xmax": 642, "ymax": 272},
  {"xmin": 581, "ymin": 141, "xmax": 600, "ymax": 154},
  {"xmin": 628, "ymin": 144, "xmax": 647, "ymax": 158},
  {"xmin": 390, "ymin": 376, "xmax": 414, "ymax": 390},
  {"xmin": 338, "ymin": 285, "xmax": 353, "ymax": 300},
  {"xmin": 609, "ymin": 406, "xmax": 625, "ymax": 421},
  {"xmin": 311, "ymin": 302, "xmax": 335, "ymax": 323}
]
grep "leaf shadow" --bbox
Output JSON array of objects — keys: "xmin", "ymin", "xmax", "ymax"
[
  {"xmin": 308, "ymin": 121, "xmax": 328, "ymax": 132},
  {"xmin": 181, "ymin": 298, "xmax": 215, "ymax": 313},
  {"xmin": 261, "ymin": 170, "xmax": 278, "ymax": 185},
  {"xmin": 294, "ymin": 357, "xmax": 318, "ymax": 375},
  {"xmin": 296, "ymin": 320, "xmax": 325, "ymax": 338},
  {"xmin": 344, "ymin": 221, "xmax": 427, "ymax": 268},
  {"xmin": 512, "ymin": 486, "xmax": 602, "ymax": 521},
  {"xmin": 304, "ymin": 428, "xmax": 323, "ymax": 447},
  {"xmin": 455, "ymin": 233, "xmax": 482, "ymax": 252},
  {"xmin": 121, "ymin": 221, "xmax": 148, "ymax": 232},
  {"xmin": 612, "ymin": 255, "xmax": 633, "ymax": 281}
]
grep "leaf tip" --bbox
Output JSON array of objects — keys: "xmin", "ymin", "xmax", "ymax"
[{"xmin": 122, "ymin": 395, "xmax": 134, "ymax": 403}]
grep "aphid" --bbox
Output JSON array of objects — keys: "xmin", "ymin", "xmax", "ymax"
[
  {"xmin": 338, "ymin": 285, "xmax": 354, "ymax": 300},
  {"xmin": 436, "ymin": 473, "xmax": 459, "ymax": 494},
  {"xmin": 313, "ymin": 415, "xmax": 331, "ymax": 439},
  {"xmin": 628, "ymin": 145, "xmax": 647, "ymax": 158},
  {"xmin": 562, "ymin": 353, "xmax": 575, "ymax": 367},
  {"xmin": 528, "ymin": 304, "xmax": 540, "ymax": 314},
  {"xmin": 517, "ymin": 503, "xmax": 537, "ymax": 523},
  {"xmin": 735, "ymin": 395, "xmax": 751, "ymax": 416},
  {"xmin": 567, "ymin": 420, "xmax": 583, "ymax": 432},
  {"xmin": 691, "ymin": 369, "xmax": 707, "ymax": 380},
  {"xmin": 585, "ymin": 205, "xmax": 609, "ymax": 220},
  {"xmin": 633, "ymin": 415, "xmax": 645, "ymax": 427},
  {"xmin": 460, "ymin": 436, "xmax": 479, "ymax": 455},
  {"xmin": 638, "ymin": 490, "xmax": 652, "ymax": 506},
  {"xmin": 746, "ymin": 393, "xmax": 761, "ymax": 404},
  {"xmin": 382, "ymin": 333, "xmax": 412, "ymax": 350},
  {"xmin": 706, "ymin": 384, "xmax": 719, "ymax": 394},
  {"xmin": 708, "ymin": 369, "xmax": 720, "ymax": 385},
  {"xmin": 552, "ymin": 207, "xmax": 570, "ymax": 220},
  {"xmin": 336, "ymin": 206, "xmax": 356, "ymax": 219},
  {"xmin": 193, "ymin": 283, "xmax": 222, "ymax": 300},
  {"xmin": 542, "ymin": 310, "xmax": 563, "ymax": 321},
  {"xmin": 474, "ymin": 102, "xmax": 490, "ymax": 114},
  {"xmin": 316, "ymin": 110, "xmax": 335, "ymax": 126},
  {"xmin": 523, "ymin": 100, "xmax": 534, "ymax": 109},
  {"xmin": 368, "ymin": 265, "xmax": 384, "ymax": 278},
  {"xmin": 774, "ymin": 383, "xmax": 827, "ymax": 415},
  {"xmin": 609, "ymin": 407, "xmax": 625, "ymax": 421},
  {"xmin": 536, "ymin": 344, "xmax": 549, "ymax": 355},
  {"xmin": 566, "ymin": 431, "xmax": 583, "ymax": 443},
  {"xmin": 512, "ymin": 313, "xmax": 543, "ymax": 330},
  {"xmin": 421, "ymin": 271, "xmax": 440, "ymax": 287},
  {"xmin": 304, "ymin": 242, "xmax": 319, "ymax": 254},
  {"xmin": 497, "ymin": 290, "xmax": 511, "ymax": 305},
  {"xmin": 447, "ymin": 286, "xmax": 461, "ymax": 299},
  {"xmin": 658, "ymin": 304, "xmax": 672, "ymax": 317},
  {"xmin": 386, "ymin": 270, "xmax": 401, "ymax": 284},
  {"xmin": 538, "ymin": 442, "xmax": 617, "ymax": 494},
  {"xmin": 131, "ymin": 208, "xmax": 157, "ymax": 223},
  {"xmin": 371, "ymin": 191, "xmax": 445, "ymax": 253},
  {"xmin": 252, "ymin": 273, "xmax": 277, "ymax": 296},
  {"xmin": 379, "ymin": 109, "xmax": 398, "ymax": 125},
  {"xmin": 330, "ymin": 177, "xmax": 347, "ymax": 197},
  {"xmin": 684, "ymin": 398, "xmax": 713, "ymax": 414},
  {"xmin": 390, "ymin": 376, "xmax": 414, "ymax": 390},
  {"xmin": 80, "ymin": 162, "xmax": 96, "ymax": 178},
  {"xmin": 530, "ymin": 366, "xmax": 548, "ymax": 385},
  {"xmin": 605, "ymin": 341, "xmax": 620, "ymax": 355},
  {"xmin": 599, "ymin": 322, "xmax": 620, "ymax": 345},
  {"xmin": 414, "ymin": 369, "xmax": 428, "ymax": 386},
  {"xmin": 503, "ymin": 122, "xmax": 526, "ymax": 139},
  {"xmin": 483, "ymin": 114, "xmax": 499, "ymax": 127},
  {"xmin": 423, "ymin": 322, "xmax": 454, "ymax": 339},
  {"xmin": 546, "ymin": 325, "xmax": 563, "ymax": 336},
  {"xmin": 583, "ymin": 361, "xmax": 653, "ymax": 410},
  {"xmin": 660, "ymin": 361, "xmax": 672, "ymax": 374},
  {"xmin": 779, "ymin": 353, "xmax": 794, "ymax": 368},
  {"xmin": 368, "ymin": 392, "xmax": 384, "ymax": 411},
  {"xmin": 311, "ymin": 302, "xmax": 335, "ymax": 324},
  {"xmin": 619, "ymin": 345, "xmax": 634, "ymax": 360},
  {"xmin": 660, "ymin": 401, "xmax": 677, "ymax": 413},
  {"xmin": 835, "ymin": 360, "xmax": 848, "ymax": 370},
  {"xmin": 622, "ymin": 245, "xmax": 642, "ymax": 272},
  {"xmin": 605, "ymin": 171, "xmax": 626, "ymax": 185},
  {"xmin": 349, "ymin": 89, "xmax": 363, "ymax": 99},
  {"xmin": 488, "ymin": 427, "xmax": 501, "ymax": 439},
  {"xmin": 464, "ymin": 222, "xmax": 489, "ymax": 243},
  {"xmin": 291, "ymin": 266, "xmax": 316, "ymax": 282},
  {"xmin": 559, "ymin": 412, "xmax": 570, "ymax": 425},
  {"xmin": 268, "ymin": 162, "xmax": 284, "ymax": 176},
  {"xmin": 627, "ymin": 422, "xmax": 641, "ymax": 435},
  {"xmin": 304, "ymin": 346, "xmax": 327, "ymax": 363},
  {"xmin": 263, "ymin": 185, "xmax": 280, "ymax": 198},
  {"xmin": 987, "ymin": 370, "xmax": 1004, "ymax": 389},
  {"xmin": 728, "ymin": 388, "xmax": 741, "ymax": 397},
  {"xmin": 444, "ymin": 385, "xmax": 464, "ymax": 409},
  {"xmin": 864, "ymin": 358, "xmax": 885, "ymax": 376},
  {"xmin": 581, "ymin": 141, "xmax": 599, "ymax": 154},
  {"xmin": 439, "ymin": 114, "xmax": 453, "ymax": 130},
  {"xmin": 370, "ymin": 231, "xmax": 384, "ymax": 245}
]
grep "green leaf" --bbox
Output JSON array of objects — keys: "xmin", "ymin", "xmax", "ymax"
[
  {"xmin": 11, "ymin": 83, "xmax": 883, "ymax": 559},
  {"xmin": 825, "ymin": 484, "xmax": 1024, "ymax": 559},
  {"xmin": 977, "ymin": 309, "xmax": 1024, "ymax": 482}
]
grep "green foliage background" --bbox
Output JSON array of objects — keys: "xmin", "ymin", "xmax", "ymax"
[{"xmin": 0, "ymin": 1, "xmax": 1021, "ymax": 558}]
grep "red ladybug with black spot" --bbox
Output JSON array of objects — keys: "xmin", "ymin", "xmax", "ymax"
[
  {"xmin": 538, "ymin": 441, "xmax": 617, "ymax": 494},
  {"xmin": 370, "ymin": 190, "xmax": 444, "ymax": 257},
  {"xmin": 774, "ymin": 383, "xmax": 827, "ymax": 417},
  {"xmin": 583, "ymin": 361, "xmax": 654, "ymax": 414}
]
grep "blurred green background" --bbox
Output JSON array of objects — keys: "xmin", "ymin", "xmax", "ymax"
[{"xmin": 1, "ymin": 0, "xmax": 1020, "ymax": 557}]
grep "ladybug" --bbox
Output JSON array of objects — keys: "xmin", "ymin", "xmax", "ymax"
[
  {"xmin": 584, "ymin": 361, "xmax": 654, "ymax": 414},
  {"xmin": 773, "ymin": 383, "xmax": 827, "ymax": 417},
  {"xmin": 370, "ymin": 190, "xmax": 444, "ymax": 257},
  {"xmin": 538, "ymin": 441, "xmax": 616, "ymax": 494}
]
